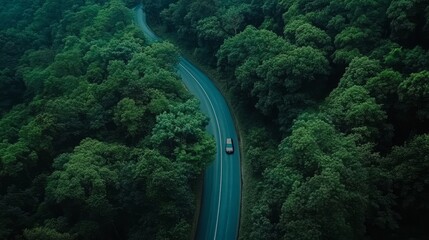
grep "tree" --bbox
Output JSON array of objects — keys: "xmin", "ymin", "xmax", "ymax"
[
  {"xmin": 0, "ymin": 0, "xmax": 215, "ymax": 239},
  {"xmin": 23, "ymin": 227, "xmax": 74, "ymax": 240},
  {"xmin": 217, "ymin": 26, "xmax": 290, "ymax": 82},
  {"xmin": 383, "ymin": 46, "xmax": 429, "ymax": 74},
  {"xmin": 92, "ymin": 0, "xmax": 132, "ymax": 36},
  {"xmin": 342, "ymin": 0, "xmax": 388, "ymax": 32},
  {"xmin": 278, "ymin": 115, "xmax": 369, "ymax": 240},
  {"xmin": 366, "ymin": 69, "xmax": 403, "ymax": 110},
  {"xmin": 387, "ymin": 0, "xmax": 429, "ymax": 45},
  {"xmin": 151, "ymin": 99, "xmax": 209, "ymax": 154},
  {"xmin": 142, "ymin": 42, "xmax": 179, "ymax": 71},
  {"xmin": 257, "ymin": 47, "xmax": 329, "ymax": 94},
  {"xmin": 196, "ymin": 16, "xmax": 228, "ymax": 53},
  {"xmin": 398, "ymin": 70, "xmax": 429, "ymax": 120},
  {"xmin": 142, "ymin": 69, "xmax": 188, "ymax": 100},
  {"xmin": 185, "ymin": 0, "xmax": 218, "ymax": 30},
  {"xmin": 0, "ymin": 69, "xmax": 25, "ymax": 114},
  {"xmin": 245, "ymin": 127, "xmax": 278, "ymax": 176},
  {"xmin": 19, "ymin": 113, "xmax": 58, "ymax": 153},
  {"xmin": 284, "ymin": 20, "xmax": 333, "ymax": 54},
  {"xmin": 45, "ymin": 139, "xmax": 126, "ymax": 239},
  {"xmin": 132, "ymin": 149, "xmax": 194, "ymax": 239},
  {"xmin": 254, "ymin": 46, "xmax": 329, "ymax": 127},
  {"xmin": 114, "ymin": 98, "xmax": 145, "ymax": 137},
  {"xmin": 338, "ymin": 57, "xmax": 382, "ymax": 88},
  {"xmin": 380, "ymin": 134, "xmax": 429, "ymax": 239},
  {"xmin": 221, "ymin": 4, "xmax": 251, "ymax": 35},
  {"xmin": 141, "ymin": 0, "xmax": 176, "ymax": 17},
  {"xmin": 50, "ymin": 49, "xmax": 85, "ymax": 77},
  {"xmin": 324, "ymin": 86, "xmax": 387, "ymax": 142},
  {"xmin": 385, "ymin": 134, "xmax": 429, "ymax": 210},
  {"xmin": 0, "ymin": 187, "xmax": 36, "ymax": 239},
  {"xmin": 0, "ymin": 141, "xmax": 36, "ymax": 178},
  {"xmin": 333, "ymin": 27, "xmax": 376, "ymax": 64}
]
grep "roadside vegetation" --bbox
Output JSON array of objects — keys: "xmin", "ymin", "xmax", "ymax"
[
  {"xmin": 142, "ymin": 0, "xmax": 429, "ymax": 239},
  {"xmin": 0, "ymin": 0, "xmax": 214, "ymax": 239}
]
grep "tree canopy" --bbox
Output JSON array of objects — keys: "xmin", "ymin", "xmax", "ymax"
[
  {"xmin": 3, "ymin": 0, "xmax": 429, "ymax": 239},
  {"xmin": 0, "ymin": 0, "xmax": 214, "ymax": 239},
  {"xmin": 144, "ymin": 0, "xmax": 429, "ymax": 239}
]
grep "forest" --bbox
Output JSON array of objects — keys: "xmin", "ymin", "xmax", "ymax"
[
  {"xmin": 0, "ymin": 0, "xmax": 215, "ymax": 239},
  {"xmin": 141, "ymin": 0, "xmax": 429, "ymax": 239},
  {"xmin": 2, "ymin": 0, "xmax": 429, "ymax": 239}
]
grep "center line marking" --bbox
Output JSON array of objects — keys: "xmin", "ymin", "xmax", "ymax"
[{"xmin": 179, "ymin": 61, "xmax": 223, "ymax": 240}]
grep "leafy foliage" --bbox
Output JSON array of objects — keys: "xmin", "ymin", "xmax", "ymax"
[
  {"xmin": 144, "ymin": 0, "xmax": 429, "ymax": 239},
  {"xmin": 3, "ymin": 0, "xmax": 429, "ymax": 238},
  {"xmin": 0, "ymin": 0, "xmax": 214, "ymax": 239}
]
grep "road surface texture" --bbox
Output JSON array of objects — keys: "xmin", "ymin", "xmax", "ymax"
[{"xmin": 134, "ymin": 5, "xmax": 241, "ymax": 240}]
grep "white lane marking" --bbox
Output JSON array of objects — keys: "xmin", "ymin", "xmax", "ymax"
[
  {"xmin": 179, "ymin": 62, "xmax": 223, "ymax": 240},
  {"xmin": 135, "ymin": 7, "xmax": 224, "ymax": 238}
]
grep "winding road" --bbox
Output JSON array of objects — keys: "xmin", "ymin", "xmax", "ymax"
[{"xmin": 134, "ymin": 5, "xmax": 241, "ymax": 240}]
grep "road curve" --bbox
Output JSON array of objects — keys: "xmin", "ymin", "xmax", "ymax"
[{"xmin": 134, "ymin": 5, "xmax": 241, "ymax": 240}]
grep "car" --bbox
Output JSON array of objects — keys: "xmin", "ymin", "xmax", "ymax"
[{"xmin": 225, "ymin": 138, "xmax": 234, "ymax": 154}]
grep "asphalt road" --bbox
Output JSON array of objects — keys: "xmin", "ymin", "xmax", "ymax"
[{"xmin": 134, "ymin": 5, "xmax": 241, "ymax": 240}]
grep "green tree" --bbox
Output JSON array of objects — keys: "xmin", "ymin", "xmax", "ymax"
[
  {"xmin": 114, "ymin": 98, "xmax": 145, "ymax": 137},
  {"xmin": 398, "ymin": 70, "xmax": 429, "ymax": 120},
  {"xmin": 45, "ymin": 139, "xmax": 126, "ymax": 238},
  {"xmin": 196, "ymin": 16, "xmax": 228, "ymax": 53},
  {"xmin": 92, "ymin": 0, "xmax": 131, "ymax": 37},
  {"xmin": 338, "ymin": 57, "xmax": 382, "ymax": 88},
  {"xmin": 0, "ymin": 0, "xmax": 215, "ymax": 239},
  {"xmin": 366, "ymin": 69, "xmax": 403, "ymax": 112},
  {"xmin": 217, "ymin": 26, "xmax": 290, "ymax": 84},
  {"xmin": 284, "ymin": 20, "xmax": 333, "ymax": 54},
  {"xmin": 0, "ymin": 69, "xmax": 25, "ymax": 114},
  {"xmin": 387, "ymin": 0, "xmax": 429, "ymax": 44},
  {"xmin": 383, "ymin": 46, "xmax": 429, "ymax": 74},
  {"xmin": 333, "ymin": 27, "xmax": 375, "ymax": 64},
  {"xmin": 50, "ymin": 49, "xmax": 85, "ymax": 77},
  {"xmin": 278, "ymin": 116, "xmax": 369, "ymax": 240},
  {"xmin": 324, "ymin": 86, "xmax": 387, "ymax": 142},
  {"xmin": 132, "ymin": 149, "xmax": 195, "ymax": 239},
  {"xmin": 23, "ymin": 227, "xmax": 74, "ymax": 240},
  {"xmin": 19, "ymin": 113, "xmax": 58, "ymax": 153},
  {"xmin": 151, "ymin": 99, "xmax": 209, "ymax": 153},
  {"xmin": 255, "ymin": 46, "xmax": 329, "ymax": 127},
  {"xmin": 142, "ymin": 42, "xmax": 179, "ymax": 71},
  {"xmin": 0, "ymin": 141, "xmax": 36, "ymax": 178},
  {"xmin": 385, "ymin": 134, "xmax": 429, "ymax": 208},
  {"xmin": 221, "ymin": 4, "xmax": 251, "ymax": 35},
  {"xmin": 380, "ymin": 134, "xmax": 429, "ymax": 238}
]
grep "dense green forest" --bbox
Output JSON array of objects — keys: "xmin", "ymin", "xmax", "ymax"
[
  {"xmin": 0, "ymin": 0, "xmax": 215, "ymax": 239},
  {"xmin": 142, "ymin": 0, "xmax": 429, "ymax": 239},
  {"xmin": 2, "ymin": 0, "xmax": 429, "ymax": 239}
]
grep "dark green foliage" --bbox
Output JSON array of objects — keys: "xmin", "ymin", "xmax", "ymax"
[
  {"xmin": 0, "ymin": 69, "xmax": 26, "ymax": 115},
  {"xmin": 337, "ymin": 57, "xmax": 382, "ymax": 89},
  {"xmin": 246, "ymin": 115, "xmax": 370, "ymax": 240},
  {"xmin": 0, "ymin": 0, "xmax": 214, "ymax": 239},
  {"xmin": 255, "ymin": 47, "xmax": 329, "ymax": 121},
  {"xmin": 374, "ymin": 134, "xmax": 429, "ymax": 239},
  {"xmin": 23, "ymin": 227, "xmax": 75, "ymax": 240},
  {"xmin": 387, "ymin": 0, "xmax": 429, "ymax": 46},
  {"xmin": 284, "ymin": 20, "xmax": 333, "ymax": 54},
  {"xmin": 366, "ymin": 69, "xmax": 403, "ymax": 109},
  {"xmin": 398, "ymin": 70, "xmax": 429, "ymax": 120},
  {"xmin": 142, "ymin": 0, "xmax": 429, "ymax": 239},
  {"xmin": 244, "ymin": 128, "xmax": 278, "ymax": 177},
  {"xmin": 3, "ymin": 0, "xmax": 429, "ymax": 238},
  {"xmin": 324, "ymin": 86, "xmax": 387, "ymax": 142}
]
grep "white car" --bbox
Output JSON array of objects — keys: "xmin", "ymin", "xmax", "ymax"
[{"xmin": 225, "ymin": 138, "xmax": 234, "ymax": 154}]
